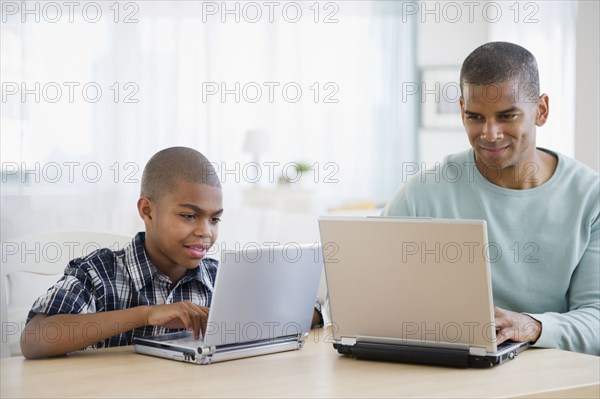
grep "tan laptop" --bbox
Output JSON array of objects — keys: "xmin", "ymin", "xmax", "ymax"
[{"xmin": 318, "ymin": 216, "xmax": 527, "ymax": 368}]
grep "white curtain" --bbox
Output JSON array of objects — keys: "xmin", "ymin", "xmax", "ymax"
[{"xmin": 1, "ymin": 1, "xmax": 417, "ymax": 239}]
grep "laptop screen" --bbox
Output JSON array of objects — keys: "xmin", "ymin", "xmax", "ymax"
[
  {"xmin": 203, "ymin": 244, "xmax": 323, "ymax": 347},
  {"xmin": 318, "ymin": 217, "xmax": 497, "ymax": 353}
]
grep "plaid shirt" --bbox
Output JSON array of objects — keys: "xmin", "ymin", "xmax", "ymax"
[{"xmin": 27, "ymin": 232, "xmax": 218, "ymax": 348}]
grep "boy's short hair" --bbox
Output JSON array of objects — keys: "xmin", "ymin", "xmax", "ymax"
[
  {"xmin": 140, "ymin": 146, "xmax": 221, "ymax": 201},
  {"xmin": 460, "ymin": 41, "xmax": 540, "ymax": 99}
]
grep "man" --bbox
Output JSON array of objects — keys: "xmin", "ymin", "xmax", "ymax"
[{"xmin": 382, "ymin": 42, "xmax": 599, "ymax": 355}]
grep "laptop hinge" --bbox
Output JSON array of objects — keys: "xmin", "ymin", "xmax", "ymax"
[
  {"xmin": 469, "ymin": 346, "xmax": 487, "ymax": 356},
  {"xmin": 341, "ymin": 337, "xmax": 357, "ymax": 346},
  {"xmin": 201, "ymin": 345, "xmax": 216, "ymax": 355}
]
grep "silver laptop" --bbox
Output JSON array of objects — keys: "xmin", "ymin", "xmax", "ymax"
[
  {"xmin": 134, "ymin": 244, "xmax": 323, "ymax": 364},
  {"xmin": 318, "ymin": 216, "xmax": 528, "ymax": 368}
]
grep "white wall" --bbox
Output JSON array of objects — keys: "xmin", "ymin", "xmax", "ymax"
[{"xmin": 575, "ymin": 0, "xmax": 600, "ymax": 171}]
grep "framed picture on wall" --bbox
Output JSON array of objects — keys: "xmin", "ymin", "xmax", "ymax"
[{"xmin": 420, "ymin": 67, "xmax": 463, "ymax": 130}]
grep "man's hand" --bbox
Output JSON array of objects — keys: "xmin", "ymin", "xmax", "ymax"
[
  {"xmin": 145, "ymin": 302, "xmax": 209, "ymax": 339},
  {"xmin": 494, "ymin": 306, "xmax": 541, "ymax": 345}
]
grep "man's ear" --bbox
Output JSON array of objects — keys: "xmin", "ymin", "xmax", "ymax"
[
  {"xmin": 536, "ymin": 93, "xmax": 549, "ymax": 127},
  {"xmin": 137, "ymin": 197, "xmax": 154, "ymax": 224}
]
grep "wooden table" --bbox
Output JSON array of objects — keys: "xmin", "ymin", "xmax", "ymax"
[{"xmin": 2, "ymin": 329, "xmax": 599, "ymax": 398}]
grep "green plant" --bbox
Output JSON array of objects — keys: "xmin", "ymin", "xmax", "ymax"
[{"xmin": 278, "ymin": 162, "xmax": 312, "ymax": 184}]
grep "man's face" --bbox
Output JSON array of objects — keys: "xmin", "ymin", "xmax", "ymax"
[
  {"xmin": 140, "ymin": 179, "xmax": 223, "ymax": 276},
  {"xmin": 460, "ymin": 80, "xmax": 548, "ymax": 172}
]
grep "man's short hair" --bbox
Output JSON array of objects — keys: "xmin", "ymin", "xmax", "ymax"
[
  {"xmin": 141, "ymin": 146, "xmax": 221, "ymax": 201},
  {"xmin": 460, "ymin": 41, "xmax": 540, "ymax": 99}
]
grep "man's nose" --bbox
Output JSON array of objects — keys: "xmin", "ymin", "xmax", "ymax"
[{"xmin": 481, "ymin": 119, "xmax": 503, "ymax": 142}]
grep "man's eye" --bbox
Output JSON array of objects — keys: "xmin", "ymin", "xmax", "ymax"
[
  {"xmin": 466, "ymin": 115, "xmax": 481, "ymax": 120},
  {"xmin": 211, "ymin": 218, "xmax": 222, "ymax": 224},
  {"xmin": 500, "ymin": 114, "xmax": 517, "ymax": 120},
  {"xmin": 181, "ymin": 214, "xmax": 196, "ymax": 221}
]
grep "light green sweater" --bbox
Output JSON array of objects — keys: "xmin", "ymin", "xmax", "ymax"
[{"xmin": 382, "ymin": 148, "xmax": 599, "ymax": 355}]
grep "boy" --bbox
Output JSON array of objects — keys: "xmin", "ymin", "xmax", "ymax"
[{"xmin": 22, "ymin": 147, "xmax": 225, "ymax": 358}]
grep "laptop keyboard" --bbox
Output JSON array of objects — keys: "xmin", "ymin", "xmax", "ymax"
[{"xmin": 497, "ymin": 341, "xmax": 517, "ymax": 349}]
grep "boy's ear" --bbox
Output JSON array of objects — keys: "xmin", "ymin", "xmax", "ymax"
[{"xmin": 137, "ymin": 197, "xmax": 154, "ymax": 223}]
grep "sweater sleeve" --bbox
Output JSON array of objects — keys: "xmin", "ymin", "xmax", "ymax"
[{"xmin": 528, "ymin": 214, "xmax": 600, "ymax": 355}]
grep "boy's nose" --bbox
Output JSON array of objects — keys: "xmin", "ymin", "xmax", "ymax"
[{"xmin": 193, "ymin": 220, "xmax": 211, "ymax": 237}]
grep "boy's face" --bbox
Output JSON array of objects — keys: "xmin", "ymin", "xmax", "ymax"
[
  {"xmin": 139, "ymin": 179, "xmax": 223, "ymax": 279},
  {"xmin": 460, "ymin": 80, "xmax": 548, "ymax": 172}
]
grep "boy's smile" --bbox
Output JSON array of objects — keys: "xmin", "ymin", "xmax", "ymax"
[
  {"xmin": 138, "ymin": 179, "xmax": 223, "ymax": 283},
  {"xmin": 184, "ymin": 243, "xmax": 210, "ymax": 259}
]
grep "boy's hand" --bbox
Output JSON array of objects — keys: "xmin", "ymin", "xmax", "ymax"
[
  {"xmin": 494, "ymin": 306, "xmax": 541, "ymax": 345},
  {"xmin": 145, "ymin": 302, "xmax": 209, "ymax": 339}
]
